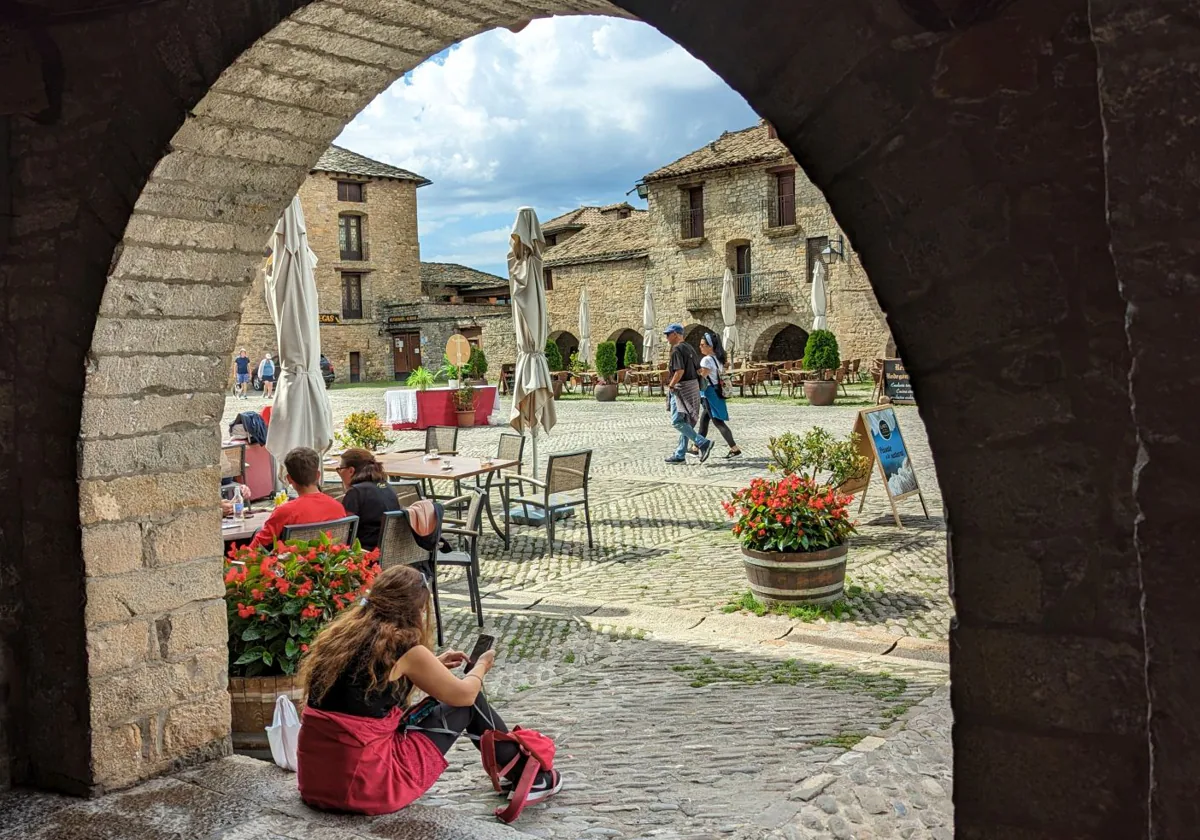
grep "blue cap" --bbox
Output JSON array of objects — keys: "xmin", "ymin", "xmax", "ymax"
[{"xmin": 663, "ymin": 323, "xmax": 684, "ymax": 336}]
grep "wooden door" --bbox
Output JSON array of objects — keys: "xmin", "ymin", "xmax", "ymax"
[
  {"xmin": 391, "ymin": 332, "xmax": 421, "ymax": 379},
  {"xmin": 349, "ymin": 351, "xmax": 361, "ymax": 383},
  {"xmin": 775, "ymin": 171, "xmax": 796, "ymax": 226}
]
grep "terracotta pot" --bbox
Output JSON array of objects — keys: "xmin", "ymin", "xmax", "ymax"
[
  {"xmin": 229, "ymin": 674, "xmax": 305, "ymax": 752},
  {"xmin": 456, "ymin": 409, "xmax": 476, "ymax": 427},
  {"xmin": 803, "ymin": 379, "xmax": 837, "ymax": 406},
  {"xmin": 594, "ymin": 381, "xmax": 619, "ymax": 402},
  {"xmin": 741, "ymin": 543, "xmax": 848, "ymax": 606},
  {"xmin": 552, "ymin": 379, "xmax": 564, "ymax": 399}
]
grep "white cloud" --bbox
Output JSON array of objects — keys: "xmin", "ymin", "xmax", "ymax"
[{"xmin": 335, "ymin": 16, "xmax": 756, "ymax": 274}]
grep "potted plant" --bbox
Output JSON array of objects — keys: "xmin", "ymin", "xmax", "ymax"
[
  {"xmin": 623, "ymin": 341, "xmax": 640, "ymax": 368},
  {"xmin": 466, "ymin": 346, "xmax": 488, "ymax": 385},
  {"xmin": 723, "ymin": 429, "xmax": 868, "ymax": 606},
  {"xmin": 545, "ymin": 339, "xmax": 565, "ymax": 399},
  {"xmin": 802, "ymin": 329, "xmax": 841, "ymax": 406},
  {"xmin": 225, "ymin": 536, "xmax": 381, "ymax": 744},
  {"xmin": 593, "ymin": 340, "xmax": 619, "ymax": 402},
  {"xmin": 453, "ymin": 384, "xmax": 477, "ymax": 427},
  {"xmin": 406, "ymin": 366, "xmax": 435, "ymax": 391},
  {"xmin": 438, "ymin": 354, "xmax": 461, "ymax": 389},
  {"xmin": 334, "ymin": 410, "xmax": 393, "ymax": 451}
]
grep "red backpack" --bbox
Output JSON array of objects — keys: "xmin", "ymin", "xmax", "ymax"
[{"xmin": 480, "ymin": 727, "xmax": 556, "ymax": 824}]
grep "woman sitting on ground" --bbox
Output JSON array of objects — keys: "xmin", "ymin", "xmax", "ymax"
[
  {"xmin": 336, "ymin": 448, "xmax": 402, "ymax": 551},
  {"xmin": 297, "ymin": 565, "xmax": 561, "ymax": 816}
]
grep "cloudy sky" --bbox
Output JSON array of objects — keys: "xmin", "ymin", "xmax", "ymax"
[{"xmin": 335, "ymin": 16, "xmax": 757, "ymax": 278}]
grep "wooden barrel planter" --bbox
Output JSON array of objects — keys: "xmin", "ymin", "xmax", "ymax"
[
  {"xmin": 229, "ymin": 675, "xmax": 305, "ymax": 758},
  {"xmin": 741, "ymin": 543, "xmax": 849, "ymax": 606}
]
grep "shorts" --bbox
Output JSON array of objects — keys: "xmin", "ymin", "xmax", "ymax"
[
  {"xmin": 236, "ymin": 374, "xmax": 250, "ymax": 384},
  {"xmin": 261, "ymin": 374, "xmax": 275, "ymax": 383}
]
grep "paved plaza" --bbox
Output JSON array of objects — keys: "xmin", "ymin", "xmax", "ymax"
[{"xmin": 217, "ymin": 386, "xmax": 953, "ymax": 838}]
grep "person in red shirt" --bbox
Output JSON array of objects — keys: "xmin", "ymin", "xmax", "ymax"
[{"xmin": 250, "ymin": 447, "xmax": 347, "ymax": 550}]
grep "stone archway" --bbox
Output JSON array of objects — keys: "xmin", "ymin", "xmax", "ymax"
[
  {"xmin": 752, "ymin": 322, "xmax": 809, "ymax": 363},
  {"xmin": 1, "ymin": 0, "xmax": 1179, "ymax": 835},
  {"xmin": 549, "ymin": 330, "xmax": 580, "ymax": 369},
  {"xmin": 682, "ymin": 323, "xmax": 713, "ymax": 355},
  {"xmin": 609, "ymin": 327, "xmax": 642, "ymax": 368}
]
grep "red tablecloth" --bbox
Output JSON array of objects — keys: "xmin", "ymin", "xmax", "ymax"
[{"xmin": 391, "ymin": 386, "xmax": 497, "ymax": 431}]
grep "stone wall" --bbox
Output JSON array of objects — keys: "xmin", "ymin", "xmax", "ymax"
[
  {"xmin": 545, "ymin": 258, "xmax": 651, "ymax": 364},
  {"xmin": 403, "ymin": 302, "xmax": 515, "ymax": 376},
  {"xmin": 235, "ymin": 172, "xmax": 422, "ymax": 383}
]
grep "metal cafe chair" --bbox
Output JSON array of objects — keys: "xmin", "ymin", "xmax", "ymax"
[
  {"xmin": 280, "ymin": 515, "xmax": 359, "ymax": 545},
  {"xmin": 377, "ymin": 509, "xmax": 445, "ymax": 646},
  {"xmin": 438, "ymin": 488, "xmax": 488, "ymax": 628},
  {"xmin": 503, "ymin": 449, "xmax": 594, "ymax": 557}
]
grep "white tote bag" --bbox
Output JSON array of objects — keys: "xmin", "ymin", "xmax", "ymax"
[{"xmin": 266, "ymin": 694, "xmax": 301, "ymax": 772}]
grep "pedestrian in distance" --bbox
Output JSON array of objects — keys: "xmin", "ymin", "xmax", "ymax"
[
  {"xmin": 662, "ymin": 323, "xmax": 713, "ymax": 464},
  {"xmin": 233, "ymin": 349, "xmax": 252, "ymax": 399},
  {"xmin": 258, "ymin": 352, "xmax": 277, "ymax": 399},
  {"xmin": 697, "ymin": 333, "xmax": 742, "ymax": 458}
]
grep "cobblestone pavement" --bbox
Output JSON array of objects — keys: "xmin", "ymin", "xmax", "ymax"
[{"xmin": 222, "ymin": 386, "xmax": 954, "ymax": 838}]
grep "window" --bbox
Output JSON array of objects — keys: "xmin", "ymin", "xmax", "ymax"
[
  {"xmin": 682, "ymin": 186, "xmax": 704, "ymax": 239},
  {"xmin": 806, "ymin": 236, "xmax": 829, "ymax": 283},
  {"xmin": 339, "ymin": 215, "xmax": 363, "ymax": 260},
  {"xmin": 543, "ymin": 268, "xmax": 554, "ymax": 291},
  {"xmin": 341, "ymin": 272, "xmax": 363, "ymax": 319},
  {"xmin": 771, "ymin": 169, "xmax": 796, "ymax": 227},
  {"xmin": 337, "ymin": 181, "xmax": 364, "ymax": 202},
  {"xmin": 617, "ymin": 208, "xmax": 631, "ymax": 219},
  {"xmin": 545, "ymin": 233, "xmax": 558, "ymax": 247},
  {"xmin": 766, "ymin": 122, "xmax": 778, "ymax": 140}
]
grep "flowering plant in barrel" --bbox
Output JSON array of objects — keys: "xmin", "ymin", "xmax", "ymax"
[{"xmin": 723, "ymin": 428, "xmax": 868, "ymax": 606}]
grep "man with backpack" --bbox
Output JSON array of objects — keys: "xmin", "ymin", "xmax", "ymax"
[{"xmin": 258, "ymin": 352, "xmax": 277, "ymax": 399}]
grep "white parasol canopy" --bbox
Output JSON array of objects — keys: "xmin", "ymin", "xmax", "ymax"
[
  {"xmin": 507, "ymin": 207, "xmax": 556, "ymax": 476},
  {"xmin": 720, "ymin": 268, "xmax": 739, "ymax": 364},
  {"xmin": 811, "ymin": 259, "xmax": 828, "ymax": 331},
  {"xmin": 578, "ymin": 286, "xmax": 592, "ymax": 366},
  {"xmin": 264, "ymin": 196, "xmax": 334, "ymax": 462},
  {"xmin": 641, "ymin": 283, "xmax": 657, "ymax": 364}
]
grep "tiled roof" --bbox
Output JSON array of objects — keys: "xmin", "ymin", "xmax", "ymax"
[
  {"xmin": 544, "ymin": 216, "xmax": 650, "ymax": 268},
  {"xmin": 313, "ymin": 145, "xmax": 431, "ymax": 186},
  {"xmin": 542, "ymin": 203, "xmax": 646, "ymax": 234},
  {"xmin": 642, "ymin": 123, "xmax": 791, "ymax": 183},
  {"xmin": 420, "ymin": 262, "xmax": 507, "ymax": 290}
]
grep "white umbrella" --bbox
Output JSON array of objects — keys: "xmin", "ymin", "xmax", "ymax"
[
  {"xmin": 720, "ymin": 268, "xmax": 739, "ymax": 364},
  {"xmin": 578, "ymin": 286, "xmax": 592, "ymax": 366},
  {"xmin": 264, "ymin": 196, "xmax": 334, "ymax": 463},
  {"xmin": 811, "ymin": 260, "xmax": 829, "ymax": 331},
  {"xmin": 641, "ymin": 283, "xmax": 657, "ymax": 364},
  {"xmin": 507, "ymin": 207, "xmax": 556, "ymax": 478}
]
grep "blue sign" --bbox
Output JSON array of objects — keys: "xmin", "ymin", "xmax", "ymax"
[{"xmin": 864, "ymin": 407, "xmax": 919, "ymax": 498}]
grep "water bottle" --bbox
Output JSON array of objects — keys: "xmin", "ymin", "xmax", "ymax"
[{"xmin": 232, "ymin": 484, "xmax": 245, "ymax": 520}]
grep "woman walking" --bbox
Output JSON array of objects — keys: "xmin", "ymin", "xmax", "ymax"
[
  {"xmin": 697, "ymin": 333, "xmax": 742, "ymax": 458},
  {"xmin": 297, "ymin": 565, "xmax": 561, "ymax": 816}
]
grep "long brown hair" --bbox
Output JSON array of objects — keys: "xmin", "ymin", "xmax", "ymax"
[
  {"xmin": 341, "ymin": 447, "xmax": 386, "ymax": 485},
  {"xmin": 299, "ymin": 565, "xmax": 434, "ymax": 704}
]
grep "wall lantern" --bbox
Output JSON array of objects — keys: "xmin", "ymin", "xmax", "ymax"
[
  {"xmin": 633, "ymin": 181, "xmax": 649, "ymax": 200},
  {"xmin": 820, "ymin": 234, "xmax": 845, "ymax": 265}
]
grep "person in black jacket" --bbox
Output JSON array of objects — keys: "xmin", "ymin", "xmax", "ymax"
[{"xmin": 336, "ymin": 448, "xmax": 402, "ymax": 551}]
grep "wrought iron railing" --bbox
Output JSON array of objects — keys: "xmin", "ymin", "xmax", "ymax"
[
  {"xmin": 680, "ymin": 208, "xmax": 705, "ymax": 240},
  {"xmin": 686, "ymin": 270, "xmax": 792, "ymax": 310},
  {"xmin": 763, "ymin": 194, "xmax": 797, "ymax": 228}
]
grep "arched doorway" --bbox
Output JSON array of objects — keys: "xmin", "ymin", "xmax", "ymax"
[
  {"xmin": 0, "ymin": 0, "xmax": 1164, "ymax": 833},
  {"xmin": 549, "ymin": 330, "xmax": 579, "ymax": 369},
  {"xmin": 753, "ymin": 323, "xmax": 809, "ymax": 362},
  {"xmin": 682, "ymin": 323, "xmax": 713, "ymax": 354},
  {"xmin": 609, "ymin": 328, "xmax": 642, "ymax": 369}
]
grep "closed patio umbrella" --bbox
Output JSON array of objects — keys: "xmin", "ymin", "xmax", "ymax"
[
  {"xmin": 641, "ymin": 283, "xmax": 657, "ymax": 364},
  {"xmin": 508, "ymin": 207, "xmax": 556, "ymax": 478},
  {"xmin": 578, "ymin": 286, "xmax": 592, "ymax": 366},
  {"xmin": 811, "ymin": 260, "xmax": 828, "ymax": 331},
  {"xmin": 264, "ymin": 196, "xmax": 334, "ymax": 463},
  {"xmin": 720, "ymin": 268, "xmax": 739, "ymax": 364}
]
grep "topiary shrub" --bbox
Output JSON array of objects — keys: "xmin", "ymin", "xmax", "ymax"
[
  {"xmin": 545, "ymin": 339, "xmax": 564, "ymax": 372},
  {"xmin": 802, "ymin": 329, "xmax": 840, "ymax": 377},
  {"xmin": 595, "ymin": 341, "xmax": 619, "ymax": 383},
  {"xmin": 466, "ymin": 346, "xmax": 488, "ymax": 380},
  {"xmin": 623, "ymin": 340, "xmax": 639, "ymax": 368}
]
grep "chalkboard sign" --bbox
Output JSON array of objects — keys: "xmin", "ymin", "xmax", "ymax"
[{"xmin": 883, "ymin": 359, "xmax": 915, "ymax": 404}]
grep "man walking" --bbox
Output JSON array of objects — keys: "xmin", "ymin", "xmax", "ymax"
[
  {"xmin": 232, "ymin": 349, "xmax": 252, "ymax": 399},
  {"xmin": 258, "ymin": 352, "xmax": 276, "ymax": 399},
  {"xmin": 662, "ymin": 324, "xmax": 713, "ymax": 464}
]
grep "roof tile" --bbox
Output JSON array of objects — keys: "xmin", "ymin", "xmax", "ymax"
[
  {"xmin": 643, "ymin": 123, "xmax": 790, "ymax": 183},
  {"xmin": 544, "ymin": 216, "xmax": 650, "ymax": 268},
  {"xmin": 313, "ymin": 145, "xmax": 431, "ymax": 186}
]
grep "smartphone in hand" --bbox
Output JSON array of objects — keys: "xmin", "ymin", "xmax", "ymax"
[{"xmin": 464, "ymin": 634, "xmax": 495, "ymax": 671}]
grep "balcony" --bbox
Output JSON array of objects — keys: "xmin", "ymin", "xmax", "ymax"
[
  {"xmin": 763, "ymin": 194, "xmax": 797, "ymax": 229},
  {"xmin": 686, "ymin": 270, "xmax": 792, "ymax": 311}
]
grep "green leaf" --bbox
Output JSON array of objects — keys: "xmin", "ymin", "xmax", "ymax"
[
  {"xmin": 283, "ymin": 599, "xmax": 304, "ymax": 615},
  {"xmin": 240, "ymin": 625, "xmax": 262, "ymax": 641},
  {"xmin": 285, "ymin": 638, "xmax": 299, "ymax": 659},
  {"xmin": 233, "ymin": 650, "xmax": 262, "ymax": 666},
  {"xmin": 262, "ymin": 650, "xmax": 274, "ymax": 667}
]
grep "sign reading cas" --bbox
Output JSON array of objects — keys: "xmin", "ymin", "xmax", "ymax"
[{"xmin": 318, "ymin": 313, "xmax": 340, "ymax": 325}]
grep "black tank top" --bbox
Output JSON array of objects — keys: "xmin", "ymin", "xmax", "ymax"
[{"xmin": 308, "ymin": 653, "xmax": 412, "ymax": 719}]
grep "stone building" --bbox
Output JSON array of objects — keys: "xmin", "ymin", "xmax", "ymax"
[
  {"xmin": 235, "ymin": 145, "xmax": 429, "ymax": 383},
  {"xmin": 542, "ymin": 122, "xmax": 892, "ymax": 367}
]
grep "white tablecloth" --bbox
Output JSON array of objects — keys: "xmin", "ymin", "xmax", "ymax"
[{"xmin": 383, "ymin": 386, "xmax": 503, "ymax": 426}]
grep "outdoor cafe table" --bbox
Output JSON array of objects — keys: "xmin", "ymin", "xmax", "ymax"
[
  {"xmin": 221, "ymin": 509, "xmax": 272, "ymax": 545},
  {"xmin": 383, "ymin": 385, "xmax": 498, "ymax": 431},
  {"xmin": 381, "ymin": 453, "xmax": 518, "ymax": 537}
]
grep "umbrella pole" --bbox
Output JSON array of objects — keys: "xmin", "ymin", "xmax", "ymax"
[{"xmin": 531, "ymin": 431, "xmax": 539, "ymax": 480}]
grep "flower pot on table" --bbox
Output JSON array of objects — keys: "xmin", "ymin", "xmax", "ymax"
[
  {"xmin": 741, "ymin": 543, "xmax": 848, "ymax": 606},
  {"xmin": 803, "ymin": 379, "xmax": 837, "ymax": 406}
]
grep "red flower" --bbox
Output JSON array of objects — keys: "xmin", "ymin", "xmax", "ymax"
[
  {"xmin": 275, "ymin": 579, "xmax": 290, "ymax": 595},
  {"xmin": 300, "ymin": 644, "xmax": 309, "ymax": 653},
  {"xmin": 301, "ymin": 604, "xmax": 322, "ymax": 620},
  {"xmin": 224, "ymin": 568, "xmax": 239, "ymax": 585},
  {"xmin": 237, "ymin": 603, "xmax": 256, "ymax": 619},
  {"xmin": 251, "ymin": 588, "xmax": 264, "ymax": 601}
]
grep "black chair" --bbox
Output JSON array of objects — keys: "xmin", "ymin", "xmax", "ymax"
[
  {"xmin": 377, "ymin": 509, "xmax": 444, "ymax": 645},
  {"xmin": 439, "ymin": 488, "xmax": 487, "ymax": 628},
  {"xmin": 280, "ymin": 515, "xmax": 359, "ymax": 545},
  {"xmin": 503, "ymin": 449, "xmax": 594, "ymax": 556}
]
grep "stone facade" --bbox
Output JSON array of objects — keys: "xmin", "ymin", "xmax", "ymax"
[
  {"xmin": 542, "ymin": 124, "xmax": 891, "ymax": 367},
  {"xmin": 234, "ymin": 149, "xmax": 426, "ymax": 384}
]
